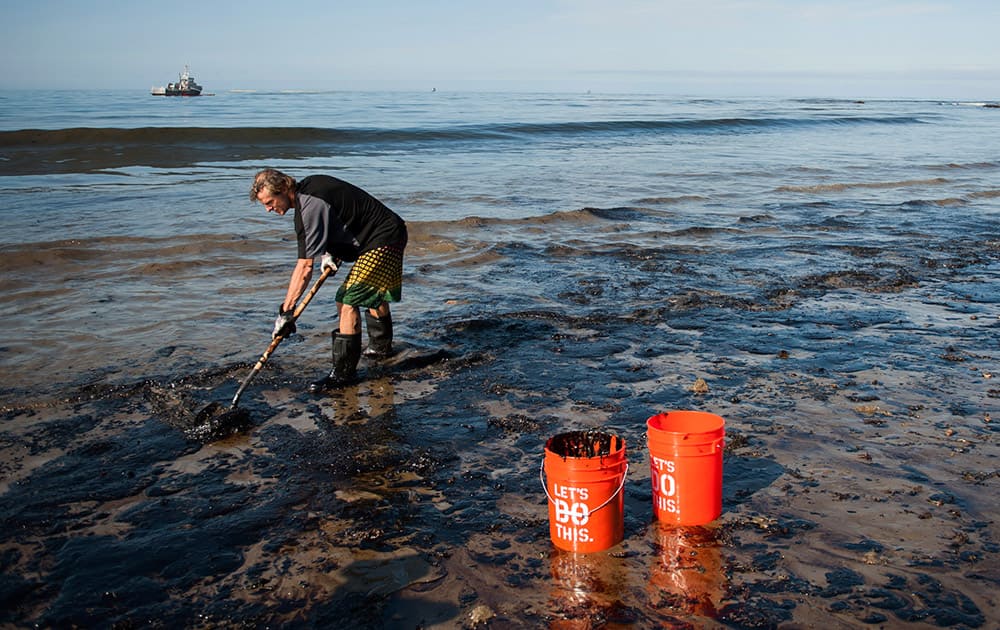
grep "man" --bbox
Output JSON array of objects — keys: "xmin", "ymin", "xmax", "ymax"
[{"xmin": 250, "ymin": 169, "xmax": 407, "ymax": 392}]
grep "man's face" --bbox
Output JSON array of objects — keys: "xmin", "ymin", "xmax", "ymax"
[{"xmin": 257, "ymin": 189, "xmax": 294, "ymax": 215}]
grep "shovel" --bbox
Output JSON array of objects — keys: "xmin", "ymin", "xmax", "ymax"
[{"xmin": 193, "ymin": 265, "xmax": 336, "ymax": 430}]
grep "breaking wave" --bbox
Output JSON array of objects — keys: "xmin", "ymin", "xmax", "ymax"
[{"xmin": 0, "ymin": 114, "xmax": 926, "ymax": 175}]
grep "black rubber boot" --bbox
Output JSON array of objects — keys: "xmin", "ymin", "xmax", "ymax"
[
  {"xmin": 309, "ymin": 333, "xmax": 362, "ymax": 393},
  {"xmin": 363, "ymin": 311, "xmax": 393, "ymax": 359}
]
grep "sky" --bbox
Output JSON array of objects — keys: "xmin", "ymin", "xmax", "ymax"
[{"xmin": 3, "ymin": 0, "xmax": 998, "ymax": 98}]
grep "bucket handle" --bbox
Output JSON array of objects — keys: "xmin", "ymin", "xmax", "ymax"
[{"xmin": 539, "ymin": 460, "xmax": 629, "ymax": 515}]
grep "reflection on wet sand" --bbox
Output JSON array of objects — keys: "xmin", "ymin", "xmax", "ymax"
[
  {"xmin": 544, "ymin": 524, "xmax": 726, "ymax": 627},
  {"xmin": 322, "ymin": 377, "xmax": 398, "ymax": 427},
  {"xmin": 548, "ymin": 549, "xmax": 630, "ymax": 627},
  {"xmin": 647, "ymin": 524, "xmax": 725, "ymax": 622}
]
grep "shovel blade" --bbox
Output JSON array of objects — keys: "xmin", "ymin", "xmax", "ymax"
[
  {"xmin": 190, "ymin": 401, "xmax": 252, "ymax": 442},
  {"xmin": 194, "ymin": 401, "xmax": 225, "ymax": 425}
]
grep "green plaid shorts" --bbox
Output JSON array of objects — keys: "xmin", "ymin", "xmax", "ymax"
[{"xmin": 335, "ymin": 241, "xmax": 405, "ymax": 308}]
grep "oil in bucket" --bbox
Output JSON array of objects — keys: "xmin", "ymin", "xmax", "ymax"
[
  {"xmin": 646, "ymin": 411, "xmax": 725, "ymax": 526},
  {"xmin": 542, "ymin": 430, "xmax": 628, "ymax": 553}
]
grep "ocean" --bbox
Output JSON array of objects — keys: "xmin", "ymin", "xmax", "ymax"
[
  {"xmin": 2, "ymin": 90, "xmax": 997, "ymax": 394},
  {"xmin": 1, "ymin": 90, "xmax": 998, "ymax": 627}
]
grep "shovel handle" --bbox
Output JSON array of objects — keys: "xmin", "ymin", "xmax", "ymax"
[
  {"xmin": 231, "ymin": 265, "xmax": 336, "ymax": 407},
  {"xmin": 291, "ymin": 264, "xmax": 336, "ymax": 320}
]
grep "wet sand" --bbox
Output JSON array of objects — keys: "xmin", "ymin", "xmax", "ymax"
[{"xmin": 1, "ymin": 206, "xmax": 998, "ymax": 628}]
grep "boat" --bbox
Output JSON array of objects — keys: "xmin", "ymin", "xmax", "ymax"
[{"xmin": 151, "ymin": 66, "xmax": 203, "ymax": 96}]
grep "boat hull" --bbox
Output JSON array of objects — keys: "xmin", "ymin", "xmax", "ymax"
[{"xmin": 152, "ymin": 90, "xmax": 202, "ymax": 96}]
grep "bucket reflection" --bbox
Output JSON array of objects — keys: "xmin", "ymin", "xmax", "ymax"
[
  {"xmin": 548, "ymin": 549, "xmax": 627, "ymax": 626},
  {"xmin": 647, "ymin": 523, "xmax": 724, "ymax": 620}
]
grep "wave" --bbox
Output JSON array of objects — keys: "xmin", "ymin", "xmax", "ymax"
[
  {"xmin": 0, "ymin": 206, "xmax": 666, "ymax": 273},
  {"xmin": 636, "ymin": 194, "xmax": 708, "ymax": 205},
  {"xmin": 0, "ymin": 115, "xmax": 926, "ymax": 147},
  {"xmin": 927, "ymin": 161, "xmax": 1000, "ymax": 171},
  {"xmin": 969, "ymin": 189, "xmax": 1000, "ymax": 200},
  {"xmin": 0, "ymin": 234, "xmax": 272, "ymax": 275},
  {"xmin": 0, "ymin": 114, "xmax": 926, "ymax": 175},
  {"xmin": 413, "ymin": 207, "xmax": 662, "ymax": 234},
  {"xmin": 469, "ymin": 115, "xmax": 921, "ymax": 137},
  {"xmin": 896, "ymin": 189, "xmax": 1000, "ymax": 206},
  {"xmin": 775, "ymin": 178, "xmax": 950, "ymax": 194}
]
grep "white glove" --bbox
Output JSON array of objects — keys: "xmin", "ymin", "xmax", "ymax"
[
  {"xmin": 321, "ymin": 253, "xmax": 339, "ymax": 274},
  {"xmin": 272, "ymin": 305, "xmax": 296, "ymax": 339}
]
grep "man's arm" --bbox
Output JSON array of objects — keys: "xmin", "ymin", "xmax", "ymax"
[{"xmin": 282, "ymin": 258, "xmax": 314, "ymax": 312}]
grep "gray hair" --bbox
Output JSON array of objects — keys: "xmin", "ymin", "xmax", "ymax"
[{"xmin": 250, "ymin": 169, "xmax": 296, "ymax": 201}]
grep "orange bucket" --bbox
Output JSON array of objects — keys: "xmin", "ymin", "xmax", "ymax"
[
  {"xmin": 542, "ymin": 431, "xmax": 628, "ymax": 553},
  {"xmin": 646, "ymin": 411, "xmax": 725, "ymax": 525}
]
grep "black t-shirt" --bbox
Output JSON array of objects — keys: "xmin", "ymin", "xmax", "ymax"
[{"xmin": 293, "ymin": 175, "xmax": 406, "ymax": 262}]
